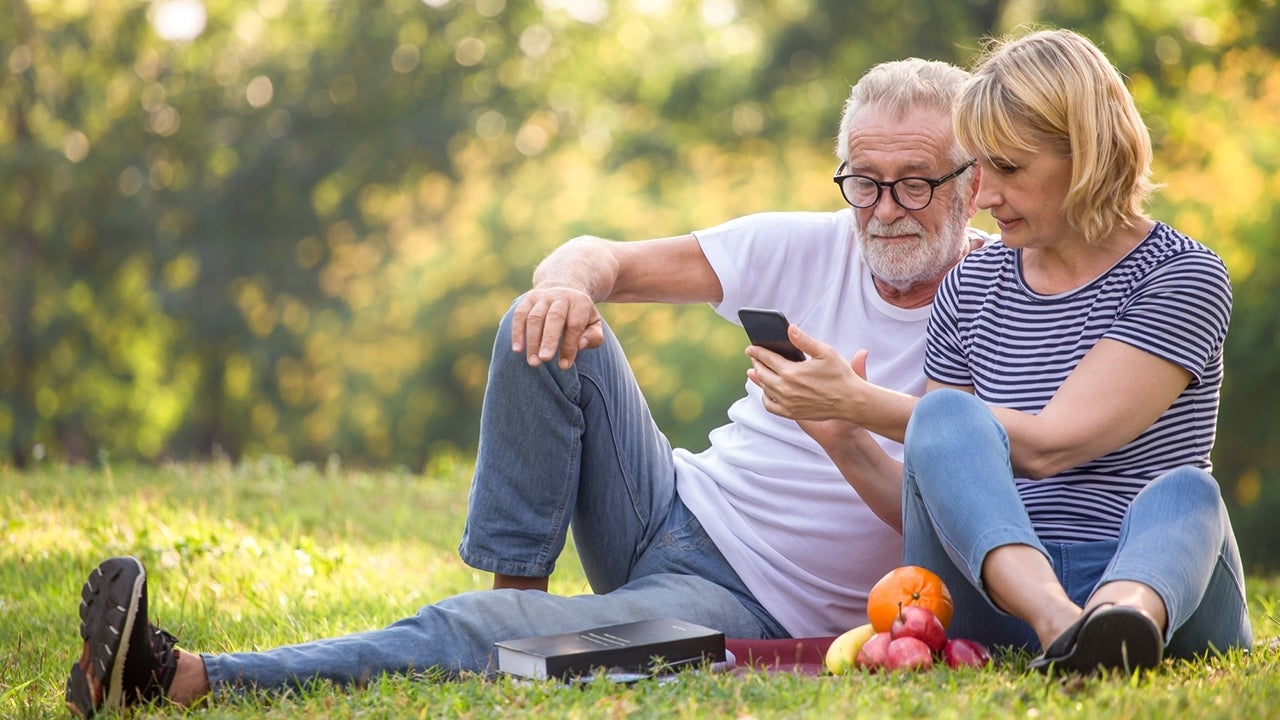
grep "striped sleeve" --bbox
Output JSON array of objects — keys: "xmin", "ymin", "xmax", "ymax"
[
  {"xmin": 923, "ymin": 264, "xmax": 972, "ymax": 387},
  {"xmin": 1107, "ymin": 248, "xmax": 1231, "ymax": 384}
]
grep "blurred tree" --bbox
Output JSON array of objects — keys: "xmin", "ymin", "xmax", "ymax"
[
  {"xmin": 3, "ymin": 0, "xmax": 1279, "ymax": 567},
  {"xmin": 2, "ymin": 0, "xmax": 197, "ymax": 466}
]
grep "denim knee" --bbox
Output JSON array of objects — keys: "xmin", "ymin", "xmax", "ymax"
[
  {"xmin": 1143, "ymin": 465, "xmax": 1221, "ymax": 509},
  {"xmin": 905, "ymin": 389, "xmax": 1001, "ymax": 474}
]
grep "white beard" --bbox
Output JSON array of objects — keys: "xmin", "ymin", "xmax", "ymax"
[{"xmin": 857, "ymin": 199, "xmax": 969, "ymax": 292}]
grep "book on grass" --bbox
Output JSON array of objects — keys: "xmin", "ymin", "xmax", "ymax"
[{"xmin": 494, "ymin": 617, "xmax": 726, "ymax": 680}]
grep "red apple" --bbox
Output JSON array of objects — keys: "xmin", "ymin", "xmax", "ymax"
[
  {"xmin": 889, "ymin": 605, "xmax": 947, "ymax": 652},
  {"xmin": 883, "ymin": 636, "xmax": 934, "ymax": 671},
  {"xmin": 941, "ymin": 638, "xmax": 992, "ymax": 669},
  {"xmin": 856, "ymin": 632, "xmax": 891, "ymax": 669}
]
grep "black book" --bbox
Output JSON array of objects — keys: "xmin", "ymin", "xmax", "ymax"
[{"xmin": 494, "ymin": 617, "xmax": 726, "ymax": 680}]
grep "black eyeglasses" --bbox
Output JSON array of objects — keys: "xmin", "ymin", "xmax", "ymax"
[{"xmin": 833, "ymin": 160, "xmax": 975, "ymax": 211}]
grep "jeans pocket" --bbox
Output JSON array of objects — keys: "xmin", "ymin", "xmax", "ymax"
[{"xmin": 656, "ymin": 509, "xmax": 715, "ymax": 552}]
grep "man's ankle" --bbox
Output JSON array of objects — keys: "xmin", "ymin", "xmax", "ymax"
[
  {"xmin": 166, "ymin": 649, "xmax": 211, "ymax": 706},
  {"xmin": 492, "ymin": 574, "xmax": 549, "ymax": 592}
]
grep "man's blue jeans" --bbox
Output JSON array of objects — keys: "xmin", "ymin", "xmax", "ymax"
[
  {"xmin": 202, "ymin": 300, "xmax": 782, "ymax": 694},
  {"xmin": 901, "ymin": 389, "xmax": 1253, "ymax": 657}
]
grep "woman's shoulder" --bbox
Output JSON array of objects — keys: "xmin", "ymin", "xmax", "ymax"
[
  {"xmin": 1130, "ymin": 222, "xmax": 1230, "ymax": 281},
  {"xmin": 955, "ymin": 235, "xmax": 1015, "ymax": 275}
]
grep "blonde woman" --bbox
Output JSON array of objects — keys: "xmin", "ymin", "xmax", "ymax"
[{"xmin": 901, "ymin": 28, "xmax": 1252, "ymax": 672}]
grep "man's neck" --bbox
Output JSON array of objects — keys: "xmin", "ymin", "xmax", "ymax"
[{"xmin": 873, "ymin": 275, "xmax": 945, "ymax": 309}]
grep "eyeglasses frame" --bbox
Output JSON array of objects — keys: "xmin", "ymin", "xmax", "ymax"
[{"xmin": 832, "ymin": 159, "xmax": 976, "ymax": 211}]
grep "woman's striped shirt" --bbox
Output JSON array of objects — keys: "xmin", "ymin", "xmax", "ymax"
[{"xmin": 924, "ymin": 222, "xmax": 1232, "ymax": 543}]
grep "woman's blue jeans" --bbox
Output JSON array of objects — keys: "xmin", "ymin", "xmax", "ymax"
[
  {"xmin": 202, "ymin": 300, "xmax": 782, "ymax": 695},
  {"xmin": 901, "ymin": 389, "xmax": 1252, "ymax": 658}
]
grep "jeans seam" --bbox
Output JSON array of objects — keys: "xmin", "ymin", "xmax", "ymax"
[{"xmin": 579, "ymin": 370, "xmax": 649, "ymax": 530}]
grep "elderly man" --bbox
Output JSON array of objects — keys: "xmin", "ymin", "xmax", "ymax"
[{"xmin": 67, "ymin": 57, "xmax": 981, "ymax": 716}]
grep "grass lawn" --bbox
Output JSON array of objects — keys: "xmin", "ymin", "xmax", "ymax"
[{"xmin": 3, "ymin": 458, "xmax": 1279, "ymax": 719}]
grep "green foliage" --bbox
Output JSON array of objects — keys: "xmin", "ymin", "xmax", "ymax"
[
  {"xmin": 2, "ymin": 461, "xmax": 1279, "ymax": 719},
  {"xmin": 3, "ymin": 1, "xmax": 1280, "ymax": 565}
]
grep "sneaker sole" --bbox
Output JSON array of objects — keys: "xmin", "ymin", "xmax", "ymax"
[
  {"xmin": 66, "ymin": 557, "xmax": 146, "ymax": 718},
  {"xmin": 1063, "ymin": 605, "xmax": 1163, "ymax": 674}
]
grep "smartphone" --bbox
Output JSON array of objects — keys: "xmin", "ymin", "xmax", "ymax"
[{"xmin": 737, "ymin": 307, "xmax": 805, "ymax": 362}]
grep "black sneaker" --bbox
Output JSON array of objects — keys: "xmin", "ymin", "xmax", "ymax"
[{"xmin": 66, "ymin": 557, "xmax": 180, "ymax": 718}]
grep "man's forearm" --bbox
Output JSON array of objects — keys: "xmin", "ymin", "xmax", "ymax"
[{"xmin": 802, "ymin": 420, "xmax": 905, "ymax": 532}]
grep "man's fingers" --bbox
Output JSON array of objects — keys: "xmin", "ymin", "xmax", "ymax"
[
  {"xmin": 744, "ymin": 346, "xmax": 783, "ymax": 377},
  {"xmin": 514, "ymin": 289, "xmax": 601, "ymax": 368},
  {"xmin": 511, "ymin": 297, "xmax": 534, "ymax": 354},
  {"xmin": 579, "ymin": 320, "xmax": 604, "ymax": 350},
  {"xmin": 522, "ymin": 304, "xmax": 549, "ymax": 365},
  {"xmin": 560, "ymin": 317, "xmax": 603, "ymax": 368},
  {"xmin": 745, "ymin": 357, "xmax": 782, "ymax": 406},
  {"xmin": 535, "ymin": 298, "xmax": 572, "ymax": 363},
  {"xmin": 555, "ymin": 303, "xmax": 595, "ymax": 368},
  {"xmin": 518, "ymin": 296, "xmax": 563, "ymax": 366}
]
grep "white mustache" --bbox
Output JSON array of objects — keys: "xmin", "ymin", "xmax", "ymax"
[{"xmin": 866, "ymin": 218, "xmax": 925, "ymax": 238}]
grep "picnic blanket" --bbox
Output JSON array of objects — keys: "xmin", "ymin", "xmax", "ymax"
[{"xmin": 725, "ymin": 636, "xmax": 836, "ymax": 675}]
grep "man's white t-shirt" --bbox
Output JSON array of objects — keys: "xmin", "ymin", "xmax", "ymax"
[{"xmin": 674, "ymin": 209, "xmax": 931, "ymax": 637}]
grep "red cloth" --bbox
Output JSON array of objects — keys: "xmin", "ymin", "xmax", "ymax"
[{"xmin": 725, "ymin": 636, "xmax": 836, "ymax": 675}]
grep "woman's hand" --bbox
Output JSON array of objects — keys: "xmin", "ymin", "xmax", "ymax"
[{"xmin": 746, "ymin": 324, "xmax": 865, "ymax": 422}]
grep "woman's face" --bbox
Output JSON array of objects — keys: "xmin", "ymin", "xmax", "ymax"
[{"xmin": 973, "ymin": 141, "xmax": 1074, "ymax": 249}]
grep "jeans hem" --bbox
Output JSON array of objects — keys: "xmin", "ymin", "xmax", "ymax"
[
  {"xmin": 457, "ymin": 549, "xmax": 553, "ymax": 578},
  {"xmin": 962, "ymin": 526, "xmax": 1046, "ymax": 580},
  {"xmin": 201, "ymin": 655, "xmax": 238, "ymax": 698}
]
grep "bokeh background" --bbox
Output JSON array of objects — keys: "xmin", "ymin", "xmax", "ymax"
[{"xmin": 4, "ymin": 0, "xmax": 1279, "ymax": 567}]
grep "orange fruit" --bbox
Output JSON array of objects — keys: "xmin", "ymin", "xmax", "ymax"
[{"xmin": 867, "ymin": 565, "xmax": 954, "ymax": 632}]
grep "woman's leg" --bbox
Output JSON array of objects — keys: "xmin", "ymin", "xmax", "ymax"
[
  {"xmin": 902, "ymin": 390, "xmax": 1078, "ymax": 649},
  {"xmin": 1096, "ymin": 466, "xmax": 1252, "ymax": 658}
]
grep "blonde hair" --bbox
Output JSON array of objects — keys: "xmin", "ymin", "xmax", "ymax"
[
  {"xmin": 837, "ymin": 58, "xmax": 971, "ymax": 166},
  {"xmin": 955, "ymin": 29, "xmax": 1154, "ymax": 243}
]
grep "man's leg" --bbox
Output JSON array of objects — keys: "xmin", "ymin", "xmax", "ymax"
[
  {"xmin": 192, "ymin": 478, "xmax": 783, "ymax": 701},
  {"xmin": 199, "ymin": 573, "xmax": 763, "ymax": 696},
  {"xmin": 460, "ymin": 300, "xmax": 676, "ymax": 594},
  {"xmin": 69, "ymin": 556, "xmax": 765, "ymax": 711}
]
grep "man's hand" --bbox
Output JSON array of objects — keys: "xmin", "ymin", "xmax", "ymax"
[{"xmin": 511, "ymin": 287, "xmax": 605, "ymax": 369}]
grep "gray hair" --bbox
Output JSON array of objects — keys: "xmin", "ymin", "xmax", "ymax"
[{"xmin": 836, "ymin": 58, "xmax": 970, "ymax": 165}]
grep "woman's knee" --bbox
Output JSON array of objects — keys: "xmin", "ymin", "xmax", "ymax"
[
  {"xmin": 905, "ymin": 389, "xmax": 992, "ymax": 458},
  {"xmin": 1144, "ymin": 466, "xmax": 1222, "ymax": 507},
  {"xmin": 1124, "ymin": 466, "xmax": 1227, "ymax": 546},
  {"xmin": 910, "ymin": 389, "xmax": 985, "ymax": 429}
]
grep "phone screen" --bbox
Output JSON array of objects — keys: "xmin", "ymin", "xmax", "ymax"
[{"xmin": 737, "ymin": 307, "xmax": 805, "ymax": 362}]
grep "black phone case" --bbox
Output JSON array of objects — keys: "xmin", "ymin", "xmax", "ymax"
[{"xmin": 737, "ymin": 308, "xmax": 805, "ymax": 362}]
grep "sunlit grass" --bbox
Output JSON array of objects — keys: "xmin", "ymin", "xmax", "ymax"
[{"xmin": 3, "ymin": 459, "xmax": 1279, "ymax": 719}]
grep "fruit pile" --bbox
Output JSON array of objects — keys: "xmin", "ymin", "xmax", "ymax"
[{"xmin": 825, "ymin": 565, "xmax": 992, "ymax": 673}]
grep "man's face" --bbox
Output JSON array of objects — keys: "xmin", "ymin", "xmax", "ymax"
[{"xmin": 843, "ymin": 106, "xmax": 974, "ymax": 291}]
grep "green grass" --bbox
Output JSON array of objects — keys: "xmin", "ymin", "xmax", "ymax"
[{"xmin": 3, "ymin": 458, "xmax": 1279, "ymax": 719}]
